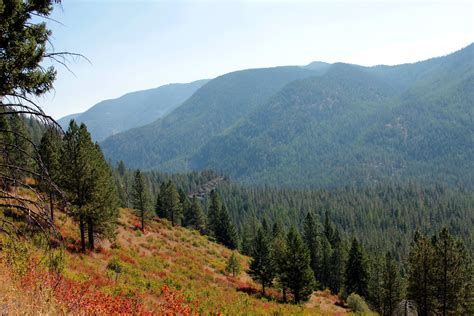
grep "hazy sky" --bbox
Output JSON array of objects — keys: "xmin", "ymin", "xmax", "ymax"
[{"xmin": 38, "ymin": 0, "xmax": 473, "ymax": 119}]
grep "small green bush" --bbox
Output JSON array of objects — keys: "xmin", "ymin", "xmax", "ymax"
[{"xmin": 347, "ymin": 293, "xmax": 370, "ymax": 314}]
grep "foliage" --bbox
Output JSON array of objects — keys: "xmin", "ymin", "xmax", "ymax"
[
  {"xmin": 345, "ymin": 238, "xmax": 369, "ymax": 298},
  {"xmin": 131, "ymin": 169, "xmax": 152, "ymax": 231},
  {"xmin": 347, "ymin": 293, "xmax": 371, "ymax": 314},
  {"xmin": 280, "ymin": 228, "xmax": 315, "ymax": 303},
  {"xmin": 225, "ymin": 252, "xmax": 241, "ymax": 277},
  {"xmin": 247, "ymin": 228, "xmax": 274, "ymax": 295}
]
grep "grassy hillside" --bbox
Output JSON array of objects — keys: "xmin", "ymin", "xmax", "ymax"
[
  {"xmin": 58, "ymin": 79, "xmax": 209, "ymax": 141},
  {"xmin": 0, "ymin": 207, "xmax": 348, "ymax": 315}
]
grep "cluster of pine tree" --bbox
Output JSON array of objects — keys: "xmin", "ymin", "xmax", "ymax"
[
  {"xmin": 36, "ymin": 120, "xmax": 119, "ymax": 252},
  {"xmin": 246, "ymin": 212, "xmax": 473, "ymax": 313}
]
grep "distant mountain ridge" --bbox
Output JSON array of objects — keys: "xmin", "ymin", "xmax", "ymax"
[
  {"xmin": 58, "ymin": 79, "xmax": 209, "ymax": 141},
  {"xmin": 101, "ymin": 43, "xmax": 474, "ymax": 188}
]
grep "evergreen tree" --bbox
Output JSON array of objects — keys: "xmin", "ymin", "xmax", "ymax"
[
  {"xmin": 432, "ymin": 228, "xmax": 471, "ymax": 315},
  {"xmin": 155, "ymin": 181, "xmax": 167, "ymax": 218},
  {"xmin": 207, "ymin": 189, "xmax": 222, "ymax": 237},
  {"xmin": 281, "ymin": 228, "xmax": 315, "ymax": 303},
  {"xmin": 272, "ymin": 223, "xmax": 288, "ymax": 302},
  {"xmin": 218, "ymin": 205, "xmax": 239, "ymax": 249},
  {"xmin": 407, "ymin": 231, "xmax": 436, "ymax": 316},
  {"xmin": 324, "ymin": 211, "xmax": 335, "ymax": 245},
  {"xmin": 248, "ymin": 228, "xmax": 275, "ymax": 296},
  {"xmin": 61, "ymin": 121, "xmax": 118, "ymax": 251},
  {"xmin": 225, "ymin": 252, "xmax": 241, "ymax": 277},
  {"xmin": 0, "ymin": 110, "xmax": 14, "ymax": 190},
  {"xmin": 86, "ymin": 144, "xmax": 119, "ymax": 250},
  {"xmin": 9, "ymin": 114, "xmax": 33, "ymax": 177},
  {"xmin": 320, "ymin": 235, "xmax": 332, "ymax": 289},
  {"xmin": 160, "ymin": 181, "xmax": 182, "ymax": 226},
  {"xmin": 131, "ymin": 169, "xmax": 152, "ymax": 231},
  {"xmin": 328, "ymin": 229, "xmax": 345, "ymax": 294},
  {"xmin": 345, "ymin": 237, "xmax": 369, "ymax": 298},
  {"xmin": 303, "ymin": 212, "xmax": 322, "ymax": 289},
  {"xmin": 382, "ymin": 252, "xmax": 403, "ymax": 316},
  {"xmin": 184, "ymin": 196, "xmax": 206, "ymax": 232},
  {"xmin": 367, "ymin": 255, "xmax": 384, "ymax": 314},
  {"xmin": 37, "ymin": 127, "xmax": 62, "ymax": 221}
]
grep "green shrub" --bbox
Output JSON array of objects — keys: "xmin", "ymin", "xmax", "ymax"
[{"xmin": 347, "ymin": 293, "xmax": 370, "ymax": 314}]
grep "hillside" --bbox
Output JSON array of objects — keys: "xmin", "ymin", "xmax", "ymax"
[
  {"xmin": 102, "ymin": 44, "xmax": 474, "ymax": 188},
  {"xmin": 101, "ymin": 66, "xmax": 323, "ymax": 171},
  {"xmin": 58, "ymin": 79, "xmax": 208, "ymax": 141},
  {"xmin": 0, "ymin": 208, "xmax": 347, "ymax": 315}
]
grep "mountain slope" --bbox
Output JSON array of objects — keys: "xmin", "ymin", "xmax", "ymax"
[
  {"xmin": 101, "ymin": 66, "xmax": 322, "ymax": 170},
  {"xmin": 58, "ymin": 79, "xmax": 208, "ymax": 141},
  {"xmin": 193, "ymin": 45, "xmax": 473, "ymax": 187},
  {"xmin": 101, "ymin": 44, "xmax": 474, "ymax": 188}
]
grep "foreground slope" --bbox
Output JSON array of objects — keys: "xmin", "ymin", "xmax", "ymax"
[
  {"xmin": 0, "ymin": 208, "xmax": 346, "ymax": 315},
  {"xmin": 58, "ymin": 79, "xmax": 208, "ymax": 141}
]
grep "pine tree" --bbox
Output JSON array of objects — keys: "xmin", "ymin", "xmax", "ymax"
[
  {"xmin": 281, "ymin": 227, "xmax": 315, "ymax": 303},
  {"xmin": 155, "ymin": 181, "xmax": 167, "ymax": 218},
  {"xmin": 432, "ymin": 228, "xmax": 471, "ymax": 315},
  {"xmin": 367, "ymin": 255, "xmax": 384, "ymax": 314},
  {"xmin": 0, "ymin": 110, "xmax": 14, "ymax": 190},
  {"xmin": 38, "ymin": 127, "xmax": 62, "ymax": 221},
  {"xmin": 272, "ymin": 223, "xmax": 289, "ymax": 302},
  {"xmin": 86, "ymin": 143, "xmax": 119, "ymax": 250},
  {"xmin": 320, "ymin": 234, "xmax": 332, "ymax": 289},
  {"xmin": 303, "ymin": 212, "xmax": 322, "ymax": 289},
  {"xmin": 345, "ymin": 237, "xmax": 369, "ymax": 298},
  {"xmin": 328, "ymin": 229, "xmax": 345, "ymax": 294},
  {"xmin": 208, "ymin": 189, "xmax": 222, "ymax": 237},
  {"xmin": 218, "ymin": 205, "xmax": 239, "ymax": 249},
  {"xmin": 382, "ymin": 252, "xmax": 403, "ymax": 316},
  {"xmin": 407, "ymin": 230, "xmax": 436, "ymax": 316},
  {"xmin": 61, "ymin": 121, "xmax": 118, "ymax": 251},
  {"xmin": 131, "ymin": 169, "xmax": 152, "ymax": 231},
  {"xmin": 225, "ymin": 252, "xmax": 241, "ymax": 277},
  {"xmin": 163, "ymin": 181, "xmax": 182, "ymax": 226},
  {"xmin": 248, "ymin": 228, "xmax": 275, "ymax": 296},
  {"xmin": 9, "ymin": 114, "xmax": 33, "ymax": 177},
  {"xmin": 184, "ymin": 196, "xmax": 206, "ymax": 233}
]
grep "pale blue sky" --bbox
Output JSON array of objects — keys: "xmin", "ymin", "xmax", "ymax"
[{"xmin": 38, "ymin": 0, "xmax": 473, "ymax": 119}]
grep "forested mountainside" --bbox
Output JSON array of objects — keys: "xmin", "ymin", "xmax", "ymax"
[
  {"xmin": 101, "ymin": 66, "xmax": 323, "ymax": 170},
  {"xmin": 58, "ymin": 79, "xmax": 208, "ymax": 141},
  {"xmin": 102, "ymin": 44, "xmax": 474, "ymax": 188}
]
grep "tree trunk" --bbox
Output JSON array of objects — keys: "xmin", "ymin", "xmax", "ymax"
[
  {"xmin": 262, "ymin": 281, "xmax": 265, "ymax": 296},
  {"xmin": 49, "ymin": 192, "xmax": 54, "ymax": 223},
  {"xmin": 283, "ymin": 287, "xmax": 287, "ymax": 303},
  {"xmin": 87, "ymin": 217, "xmax": 94, "ymax": 250},
  {"xmin": 141, "ymin": 209, "xmax": 145, "ymax": 232},
  {"xmin": 80, "ymin": 216, "xmax": 86, "ymax": 252}
]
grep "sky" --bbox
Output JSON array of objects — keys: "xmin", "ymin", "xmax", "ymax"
[{"xmin": 37, "ymin": 0, "xmax": 474, "ymax": 119}]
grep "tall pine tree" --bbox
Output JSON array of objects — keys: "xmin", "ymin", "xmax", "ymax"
[
  {"xmin": 281, "ymin": 228, "xmax": 315, "ymax": 304},
  {"xmin": 345, "ymin": 237, "xmax": 369, "ymax": 298},
  {"xmin": 131, "ymin": 169, "xmax": 152, "ymax": 231},
  {"xmin": 248, "ymin": 228, "xmax": 275, "ymax": 296}
]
